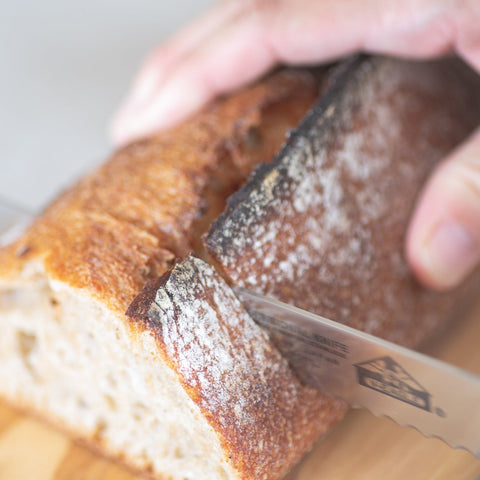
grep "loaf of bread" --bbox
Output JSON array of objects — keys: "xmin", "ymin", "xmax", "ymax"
[{"xmin": 0, "ymin": 57, "xmax": 479, "ymax": 480}]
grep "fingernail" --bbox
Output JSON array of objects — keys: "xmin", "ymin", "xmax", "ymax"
[{"xmin": 422, "ymin": 221, "xmax": 480, "ymax": 289}]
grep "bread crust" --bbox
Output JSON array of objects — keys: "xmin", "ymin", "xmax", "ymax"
[{"xmin": 206, "ymin": 57, "xmax": 480, "ymax": 350}]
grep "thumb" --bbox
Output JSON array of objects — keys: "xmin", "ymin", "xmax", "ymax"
[{"xmin": 407, "ymin": 128, "xmax": 480, "ymax": 290}]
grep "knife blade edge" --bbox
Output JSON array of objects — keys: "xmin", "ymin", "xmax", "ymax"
[{"xmin": 234, "ymin": 286, "xmax": 480, "ymax": 457}]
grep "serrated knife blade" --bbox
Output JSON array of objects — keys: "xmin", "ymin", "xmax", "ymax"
[{"xmin": 235, "ymin": 287, "xmax": 480, "ymax": 458}]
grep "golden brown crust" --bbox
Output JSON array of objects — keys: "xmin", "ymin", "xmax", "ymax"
[{"xmin": 0, "ymin": 69, "xmax": 321, "ymax": 315}]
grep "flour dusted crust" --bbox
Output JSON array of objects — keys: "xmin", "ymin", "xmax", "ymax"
[
  {"xmin": 127, "ymin": 256, "xmax": 346, "ymax": 480},
  {"xmin": 206, "ymin": 57, "xmax": 480, "ymax": 349}
]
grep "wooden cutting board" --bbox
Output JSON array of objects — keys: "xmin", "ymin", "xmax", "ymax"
[{"xmin": 1, "ymin": 301, "xmax": 480, "ymax": 480}]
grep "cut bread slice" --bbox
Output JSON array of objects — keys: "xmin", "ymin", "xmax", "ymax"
[
  {"xmin": 127, "ymin": 255, "xmax": 346, "ymax": 480},
  {"xmin": 1, "ymin": 56, "xmax": 480, "ymax": 480}
]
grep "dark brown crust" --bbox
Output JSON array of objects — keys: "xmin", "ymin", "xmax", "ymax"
[
  {"xmin": 206, "ymin": 57, "xmax": 480, "ymax": 351},
  {"xmin": 127, "ymin": 256, "xmax": 347, "ymax": 480}
]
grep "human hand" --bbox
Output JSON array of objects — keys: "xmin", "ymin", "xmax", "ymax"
[{"xmin": 110, "ymin": 0, "xmax": 480, "ymax": 291}]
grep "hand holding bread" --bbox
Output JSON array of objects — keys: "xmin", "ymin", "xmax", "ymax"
[
  {"xmin": 2, "ymin": 56, "xmax": 480, "ymax": 479},
  {"xmin": 2, "ymin": 2, "xmax": 480, "ymax": 476}
]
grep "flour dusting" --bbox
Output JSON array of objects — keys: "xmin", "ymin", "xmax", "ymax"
[{"xmin": 206, "ymin": 57, "xmax": 480, "ymax": 346}]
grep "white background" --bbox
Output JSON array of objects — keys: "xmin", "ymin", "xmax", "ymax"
[{"xmin": 0, "ymin": 0, "xmax": 213, "ymax": 211}]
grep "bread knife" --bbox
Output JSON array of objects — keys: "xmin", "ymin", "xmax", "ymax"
[
  {"xmin": 235, "ymin": 287, "xmax": 480, "ymax": 458},
  {"xmin": 1, "ymin": 201, "xmax": 479, "ymax": 457}
]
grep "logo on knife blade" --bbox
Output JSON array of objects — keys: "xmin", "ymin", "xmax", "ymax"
[{"xmin": 355, "ymin": 356, "xmax": 432, "ymax": 412}]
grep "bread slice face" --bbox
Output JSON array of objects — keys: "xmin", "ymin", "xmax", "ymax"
[
  {"xmin": 0, "ymin": 269, "xmax": 243, "ymax": 478},
  {"xmin": 0, "ymin": 69, "xmax": 336, "ymax": 479},
  {"xmin": 206, "ymin": 57, "xmax": 480, "ymax": 351}
]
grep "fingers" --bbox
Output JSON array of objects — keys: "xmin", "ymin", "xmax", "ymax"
[
  {"xmin": 111, "ymin": 0, "xmax": 470, "ymax": 146},
  {"xmin": 407, "ymin": 129, "xmax": 480, "ymax": 290}
]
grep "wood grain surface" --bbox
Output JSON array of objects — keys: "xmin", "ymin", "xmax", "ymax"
[{"xmin": 1, "ymin": 301, "xmax": 480, "ymax": 480}]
